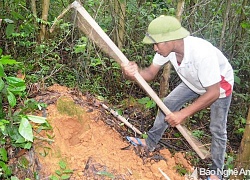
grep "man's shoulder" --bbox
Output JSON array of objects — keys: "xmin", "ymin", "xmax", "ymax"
[
  {"xmin": 185, "ymin": 36, "xmax": 210, "ymax": 44},
  {"xmin": 184, "ymin": 36, "xmax": 214, "ymax": 55}
]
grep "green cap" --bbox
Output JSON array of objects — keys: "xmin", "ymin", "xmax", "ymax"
[{"xmin": 143, "ymin": 15, "xmax": 190, "ymax": 44}]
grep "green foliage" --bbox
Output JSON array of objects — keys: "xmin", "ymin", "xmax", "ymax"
[
  {"xmin": 224, "ymin": 153, "xmax": 235, "ymax": 170},
  {"xmin": 141, "ymin": 133, "xmax": 148, "ymax": 139},
  {"xmin": 50, "ymin": 160, "xmax": 73, "ymax": 180},
  {"xmin": 0, "ymin": 148, "xmax": 12, "ymax": 177},
  {"xmin": 174, "ymin": 132, "xmax": 181, "ymax": 138},
  {"xmin": 137, "ymin": 97, "xmax": 156, "ymax": 109},
  {"xmin": 233, "ymin": 114, "xmax": 246, "ymax": 135},
  {"xmin": 0, "ymin": 50, "xmax": 49, "ymax": 179},
  {"xmin": 2, "ymin": 11, "xmax": 38, "ymax": 55},
  {"xmin": 193, "ymin": 109, "xmax": 209, "ymax": 120},
  {"xmin": 0, "ymin": 53, "xmax": 25, "ymax": 115},
  {"xmin": 174, "ymin": 164, "xmax": 188, "ymax": 176},
  {"xmin": 192, "ymin": 130, "xmax": 205, "ymax": 139}
]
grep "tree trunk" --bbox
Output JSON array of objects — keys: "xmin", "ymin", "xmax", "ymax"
[
  {"xmin": 159, "ymin": 63, "xmax": 171, "ymax": 98},
  {"xmin": 31, "ymin": 0, "xmax": 37, "ymax": 18},
  {"xmin": 30, "ymin": 0, "xmax": 38, "ymax": 29},
  {"xmin": 159, "ymin": 0, "xmax": 185, "ymax": 98},
  {"xmin": 230, "ymin": 107, "xmax": 250, "ymax": 179},
  {"xmin": 176, "ymin": 0, "xmax": 185, "ymax": 21},
  {"xmin": 113, "ymin": 0, "xmax": 126, "ymax": 49},
  {"xmin": 39, "ymin": 0, "xmax": 50, "ymax": 42},
  {"xmin": 219, "ymin": 0, "xmax": 231, "ymax": 50}
]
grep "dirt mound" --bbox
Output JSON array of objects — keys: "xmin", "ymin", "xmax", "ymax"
[{"xmin": 34, "ymin": 84, "xmax": 192, "ymax": 179}]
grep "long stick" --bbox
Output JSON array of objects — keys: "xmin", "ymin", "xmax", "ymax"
[
  {"xmin": 53, "ymin": 1, "xmax": 209, "ymax": 159},
  {"xmin": 101, "ymin": 103, "xmax": 142, "ymax": 135},
  {"xmin": 158, "ymin": 168, "xmax": 171, "ymax": 180}
]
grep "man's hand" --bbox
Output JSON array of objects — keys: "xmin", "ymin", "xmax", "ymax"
[
  {"xmin": 165, "ymin": 112, "xmax": 186, "ymax": 127},
  {"xmin": 165, "ymin": 82, "xmax": 221, "ymax": 127},
  {"xmin": 121, "ymin": 61, "xmax": 138, "ymax": 80}
]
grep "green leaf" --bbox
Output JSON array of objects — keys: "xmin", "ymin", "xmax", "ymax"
[
  {"xmin": 0, "ymin": 148, "xmax": 8, "ymax": 162},
  {"xmin": 49, "ymin": 175, "xmax": 59, "ymax": 180},
  {"xmin": 0, "ymin": 63, "xmax": 5, "ymax": 77},
  {"xmin": 0, "ymin": 57, "xmax": 18, "ymax": 65},
  {"xmin": 96, "ymin": 171, "xmax": 115, "ymax": 178},
  {"xmin": 0, "ymin": 119, "xmax": 9, "ymax": 127},
  {"xmin": 7, "ymin": 91, "xmax": 16, "ymax": 107},
  {"xmin": 11, "ymin": 11, "xmax": 25, "ymax": 20},
  {"xmin": 174, "ymin": 132, "xmax": 181, "ymax": 138},
  {"xmin": 11, "ymin": 177, "xmax": 19, "ymax": 180},
  {"xmin": 24, "ymin": 142, "xmax": 32, "ymax": 149},
  {"xmin": 146, "ymin": 100, "xmax": 156, "ymax": 109},
  {"xmin": 15, "ymin": 136, "xmax": 26, "ymax": 143},
  {"xmin": 61, "ymin": 175, "xmax": 71, "ymax": 180},
  {"xmin": 7, "ymin": 85, "xmax": 26, "ymax": 93},
  {"xmin": 234, "ymin": 74, "xmax": 241, "ymax": 85},
  {"xmin": 192, "ymin": 130, "xmax": 204, "ymax": 138},
  {"xmin": 6, "ymin": 76, "xmax": 25, "ymax": 85},
  {"xmin": 63, "ymin": 169, "xmax": 73, "ymax": 174},
  {"xmin": 19, "ymin": 117, "xmax": 33, "ymax": 142},
  {"xmin": 138, "ymin": 97, "xmax": 150, "ymax": 104},
  {"xmin": 225, "ymin": 155, "xmax": 234, "ymax": 167},
  {"xmin": 0, "ymin": 48, "xmax": 2, "ymax": 56},
  {"xmin": 55, "ymin": 170, "xmax": 62, "ymax": 176},
  {"xmin": 141, "ymin": 133, "xmax": 148, "ymax": 139},
  {"xmin": 97, "ymin": 96, "xmax": 105, "ymax": 101},
  {"xmin": 237, "ymin": 128, "xmax": 245, "ymax": 134},
  {"xmin": 59, "ymin": 160, "xmax": 67, "ymax": 170},
  {"xmin": 241, "ymin": 22, "xmax": 250, "ymax": 29},
  {"xmin": 74, "ymin": 44, "xmax": 86, "ymax": 53},
  {"xmin": 4, "ymin": 19, "xmax": 14, "ymax": 23},
  {"xmin": 235, "ymin": 93, "xmax": 248, "ymax": 101},
  {"xmin": 6, "ymin": 23, "xmax": 15, "ymax": 37},
  {"xmin": 0, "ymin": 78, "xmax": 5, "ymax": 91},
  {"xmin": 138, "ymin": 97, "xmax": 156, "ymax": 109},
  {"xmin": 27, "ymin": 115, "xmax": 46, "ymax": 124},
  {"xmin": 0, "ymin": 161, "xmax": 12, "ymax": 176}
]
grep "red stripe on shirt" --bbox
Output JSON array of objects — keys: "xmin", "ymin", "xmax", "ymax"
[{"xmin": 220, "ymin": 76, "xmax": 232, "ymax": 96}]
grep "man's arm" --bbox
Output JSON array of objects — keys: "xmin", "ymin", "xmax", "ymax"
[
  {"xmin": 121, "ymin": 62, "xmax": 161, "ymax": 82},
  {"xmin": 165, "ymin": 82, "xmax": 221, "ymax": 127}
]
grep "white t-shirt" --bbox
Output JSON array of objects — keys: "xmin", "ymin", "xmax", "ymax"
[{"xmin": 153, "ymin": 36, "xmax": 234, "ymax": 98}]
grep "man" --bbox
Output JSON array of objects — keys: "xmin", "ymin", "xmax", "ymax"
[{"xmin": 121, "ymin": 15, "xmax": 234, "ymax": 180}]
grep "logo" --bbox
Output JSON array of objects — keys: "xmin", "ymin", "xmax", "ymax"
[
  {"xmin": 185, "ymin": 167, "xmax": 250, "ymax": 180},
  {"xmin": 185, "ymin": 167, "xmax": 198, "ymax": 180}
]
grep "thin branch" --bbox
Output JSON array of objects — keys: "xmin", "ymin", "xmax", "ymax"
[
  {"xmin": 191, "ymin": 0, "xmax": 225, "ymax": 35},
  {"xmin": 50, "ymin": 3, "xmax": 74, "ymax": 33}
]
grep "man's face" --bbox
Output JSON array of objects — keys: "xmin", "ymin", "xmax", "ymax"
[{"xmin": 153, "ymin": 41, "xmax": 173, "ymax": 57}]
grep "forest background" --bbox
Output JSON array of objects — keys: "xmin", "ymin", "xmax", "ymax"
[{"xmin": 0, "ymin": 0, "xmax": 249, "ymax": 179}]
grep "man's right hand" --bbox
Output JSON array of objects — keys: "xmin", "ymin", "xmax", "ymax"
[{"xmin": 121, "ymin": 61, "xmax": 139, "ymax": 80}]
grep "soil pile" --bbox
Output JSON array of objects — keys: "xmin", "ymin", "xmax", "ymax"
[{"xmin": 33, "ymin": 84, "xmax": 193, "ymax": 179}]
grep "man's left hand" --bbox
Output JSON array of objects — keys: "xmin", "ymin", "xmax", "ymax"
[{"xmin": 165, "ymin": 112, "xmax": 186, "ymax": 127}]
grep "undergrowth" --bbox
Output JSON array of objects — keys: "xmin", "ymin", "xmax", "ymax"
[{"xmin": 0, "ymin": 49, "xmax": 49, "ymax": 179}]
